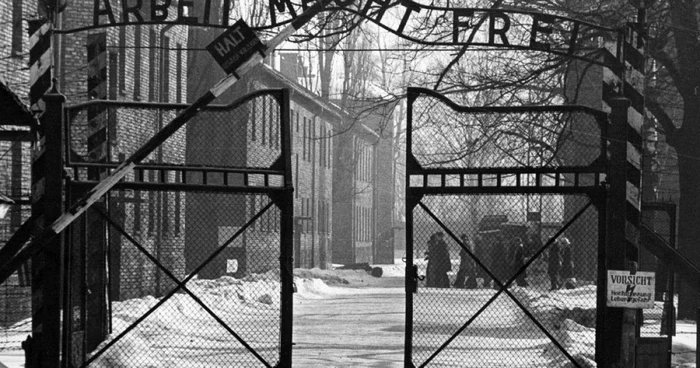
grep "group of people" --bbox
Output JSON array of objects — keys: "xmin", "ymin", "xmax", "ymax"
[
  {"xmin": 424, "ymin": 231, "xmax": 532, "ymax": 289},
  {"xmin": 424, "ymin": 231, "xmax": 575, "ymax": 291}
]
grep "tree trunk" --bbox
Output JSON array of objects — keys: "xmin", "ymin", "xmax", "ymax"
[{"xmin": 675, "ymin": 99, "xmax": 700, "ymax": 320}]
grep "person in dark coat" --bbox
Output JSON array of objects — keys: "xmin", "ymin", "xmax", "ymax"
[
  {"xmin": 426, "ymin": 232, "xmax": 451, "ymax": 288},
  {"xmin": 490, "ymin": 233, "xmax": 506, "ymax": 290},
  {"xmin": 510, "ymin": 237, "xmax": 528, "ymax": 287},
  {"xmin": 547, "ymin": 238, "xmax": 562, "ymax": 290},
  {"xmin": 559, "ymin": 237, "xmax": 576, "ymax": 289},
  {"xmin": 453, "ymin": 233, "xmax": 476, "ymax": 289},
  {"xmin": 474, "ymin": 233, "xmax": 492, "ymax": 288},
  {"xmin": 524, "ymin": 232, "xmax": 542, "ymax": 258}
]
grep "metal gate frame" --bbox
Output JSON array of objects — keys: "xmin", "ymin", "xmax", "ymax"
[
  {"xmin": 403, "ymin": 87, "xmax": 609, "ymax": 367},
  {"xmin": 60, "ymin": 89, "xmax": 295, "ymax": 367}
]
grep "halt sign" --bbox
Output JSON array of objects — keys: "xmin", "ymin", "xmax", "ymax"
[
  {"xmin": 606, "ymin": 270, "xmax": 655, "ymax": 309},
  {"xmin": 207, "ymin": 19, "xmax": 265, "ymax": 75}
]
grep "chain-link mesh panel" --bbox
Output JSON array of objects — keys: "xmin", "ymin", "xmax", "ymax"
[
  {"xmin": 67, "ymin": 104, "xmax": 186, "ymax": 165},
  {"xmin": 410, "ymin": 93, "xmax": 603, "ymax": 170},
  {"xmin": 411, "ymin": 193, "xmax": 599, "ymax": 367},
  {"xmin": 67, "ymin": 92, "xmax": 282, "ymax": 170},
  {"xmin": 66, "ymin": 189, "xmax": 282, "ymax": 367},
  {"xmin": 187, "ymin": 94, "xmax": 282, "ymax": 170},
  {"xmin": 0, "ymin": 137, "xmax": 33, "ymax": 353},
  {"xmin": 640, "ymin": 206, "xmax": 676, "ymax": 338},
  {"xmin": 0, "ymin": 203, "xmax": 32, "ymax": 353}
]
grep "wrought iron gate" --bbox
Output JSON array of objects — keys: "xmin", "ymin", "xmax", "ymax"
[
  {"xmin": 404, "ymin": 87, "xmax": 608, "ymax": 367},
  {"xmin": 62, "ymin": 89, "xmax": 294, "ymax": 367}
]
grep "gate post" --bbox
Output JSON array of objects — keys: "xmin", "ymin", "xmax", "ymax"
[
  {"xmin": 28, "ymin": 86, "xmax": 65, "ymax": 368},
  {"xmin": 279, "ymin": 88, "xmax": 294, "ymax": 368},
  {"xmin": 601, "ymin": 97, "xmax": 639, "ymax": 368}
]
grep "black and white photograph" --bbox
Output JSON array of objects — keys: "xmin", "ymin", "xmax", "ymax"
[{"xmin": 0, "ymin": 0, "xmax": 698, "ymax": 367}]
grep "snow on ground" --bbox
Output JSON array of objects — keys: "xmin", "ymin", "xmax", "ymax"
[{"xmin": 0, "ymin": 261, "xmax": 696, "ymax": 367}]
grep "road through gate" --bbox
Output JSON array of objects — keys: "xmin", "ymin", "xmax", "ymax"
[
  {"xmin": 62, "ymin": 89, "xmax": 294, "ymax": 367},
  {"xmin": 404, "ymin": 87, "xmax": 609, "ymax": 367}
]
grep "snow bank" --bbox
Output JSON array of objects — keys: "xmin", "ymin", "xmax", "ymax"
[
  {"xmin": 379, "ymin": 262, "xmax": 406, "ymax": 277},
  {"xmin": 674, "ymin": 321, "xmax": 698, "ymax": 368},
  {"xmin": 89, "ymin": 272, "xmax": 282, "ymax": 366},
  {"xmin": 516, "ymin": 286, "xmax": 598, "ymax": 329},
  {"xmin": 1, "ymin": 265, "xmax": 694, "ymax": 368}
]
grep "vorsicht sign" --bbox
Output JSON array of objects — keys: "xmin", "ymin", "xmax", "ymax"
[
  {"xmin": 606, "ymin": 270, "xmax": 655, "ymax": 309},
  {"xmin": 206, "ymin": 19, "xmax": 265, "ymax": 75}
]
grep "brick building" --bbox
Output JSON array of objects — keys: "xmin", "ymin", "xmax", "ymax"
[
  {"xmin": 191, "ymin": 62, "xmax": 347, "ymax": 271},
  {"xmin": 0, "ymin": 0, "xmax": 192, "ymax": 304},
  {"xmin": 56, "ymin": 0, "xmax": 190, "ymax": 301},
  {"xmin": 188, "ymin": 21, "xmax": 402, "ymax": 270},
  {"xmin": 1, "ymin": 0, "xmax": 403, "ymax": 303}
]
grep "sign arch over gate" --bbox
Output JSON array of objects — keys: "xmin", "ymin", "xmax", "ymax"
[{"xmin": 63, "ymin": 0, "xmax": 622, "ymax": 69}]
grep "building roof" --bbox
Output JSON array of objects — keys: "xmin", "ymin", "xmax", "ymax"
[
  {"xmin": 241, "ymin": 64, "xmax": 381, "ymax": 141},
  {"xmin": 257, "ymin": 64, "xmax": 346, "ymax": 119},
  {"xmin": 0, "ymin": 80, "xmax": 37, "ymax": 128}
]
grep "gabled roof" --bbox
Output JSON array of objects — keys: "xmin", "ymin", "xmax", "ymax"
[
  {"xmin": 252, "ymin": 65, "xmax": 380, "ymax": 140},
  {"xmin": 0, "ymin": 80, "xmax": 37, "ymax": 128},
  {"xmin": 254, "ymin": 64, "xmax": 346, "ymax": 120}
]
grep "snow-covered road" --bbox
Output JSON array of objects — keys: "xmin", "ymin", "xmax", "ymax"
[{"xmin": 0, "ymin": 263, "xmax": 696, "ymax": 367}]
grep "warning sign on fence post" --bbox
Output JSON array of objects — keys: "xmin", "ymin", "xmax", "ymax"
[{"xmin": 606, "ymin": 270, "xmax": 655, "ymax": 308}]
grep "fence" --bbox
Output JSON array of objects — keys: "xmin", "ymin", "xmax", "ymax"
[
  {"xmin": 60, "ymin": 89, "xmax": 294, "ymax": 367},
  {"xmin": 404, "ymin": 87, "xmax": 608, "ymax": 367}
]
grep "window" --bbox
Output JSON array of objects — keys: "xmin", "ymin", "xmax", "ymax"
[
  {"xmin": 318, "ymin": 200, "xmax": 330, "ymax": 234},
  {"xmin": 108, "ymin": 51, "xmax": 117, "ymax": 99},
  {"xmin": 295, "ymin": 110, "xmax": 299, "ymax": 133},
  {"xmin": 310, "ymin": 118, "xmax": 316, "ymax": 163},
  {"xmin": 118, "ymin": 26, "xmax": 126, "ymax": 93},
  {"xmin": 148, "ymin": 28, "xmax": 157, "ymax": 101},
  {"xmin": 248, "ymin": 195, "xmax": 255, "ymax": 228},
  {"xmin": 148, "ymin": 169, "xmax": 155, "ymax": 234},
  {"xmin": 268, "ymin": 98, "xmax": 274, "ymax": 148},
  {"xmin": 11, "ymin": 0, "xmax": 22, "ymax": 56},
  {"xmin": 162, "ymin": 191, "xmax": 169, "ymax": 235},
  {"xmin": 176, "ymin": 44, "xmax": 183, "ymax": 103},
  {"xmin": 134, "ymin": 190, "xmax": 141, "ymax": 233},
  {"xmin": 133, "ymin": 26, "xmax": 142, "ymax": 99},
  {"xmin": 327, "ymin": 129, "xmax": 332, "ymax": 169},
  {"xmin": 320, "ymin": 125, "xmax": 326, "ymax": 167},
  {"xmin": 261, "ymin": 98, "xmax": 267, "ymax": 145},
  {"xmin": 254, "ymin": 196, "xmax": 260, "ymax": 231},
  {"xmin": 174, "ymin": 172, "xmax": 181, "ymax": 236},
  {"xmin": 302, "ymin": 117, "xmax": 307, "ymax": 160},
  {"xmin": 295, "ymin": 154, "xmax": 299, "ymax": 198},
  {"xmin": 353, "ymin": 206, "xmax": 357, "ymax": 241},
  {"xmin": 304, "ymin": 198, "xmax": 311, "ymax": 233},
  {"xmin": 162, "ymin": 36, "xmax": 170, "ymax": 102},
  {"xmin": 251, "ymin": 98, "xmax": 257, "ymax": 141}
]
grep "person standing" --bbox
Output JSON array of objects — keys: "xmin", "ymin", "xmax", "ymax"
[
  {"xmin": 453, "ymin": 233, "xmax": 476, "ymax": 289},
  {"xmin": 560, "ymin": 237, "xmax": 576, "ymax": 289},
  {"xmin": 426, "ymin": 232, "xmax": 451, "ymax": 288},
  {"xmin": 547, "ymin": 238, "xmax": 562, "ymax": 290},
  {"xmin": 474, "ymin": 233, "xmax": 492, "ymax": 288},
  {"xmin": 510, "ymin": 237, "xmax": 528, "ymax": 287},
  {"xmin": 490, "ymin": 233, "xmax": 506, "ymax": 289}
]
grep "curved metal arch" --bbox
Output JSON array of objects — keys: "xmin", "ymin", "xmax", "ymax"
[{"xmin": 407, "ymin": 87, "xmax": 608, "ymax": 119}]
